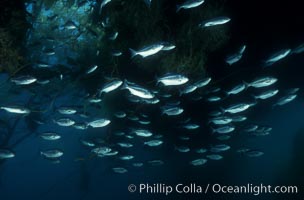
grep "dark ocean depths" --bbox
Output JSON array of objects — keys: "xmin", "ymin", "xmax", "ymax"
[{"xmin": 0, "ymin": 0, "xmax": 304, "ymax": 200}]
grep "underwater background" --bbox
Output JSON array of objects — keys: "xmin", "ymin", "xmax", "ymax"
[{"xmin": 0, "ymin": 0, "xmax": 303, "ymax": 199}]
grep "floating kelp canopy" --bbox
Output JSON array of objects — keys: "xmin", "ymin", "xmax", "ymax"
[
  {"xmin": 0, "ymin": 0, "xmax": 29, "ymax": 74},
  {"xmin": 1, "ymin": 0, "xmax": 230, "ymax": 79},
  {"xmin": 24, "ymin": 0, "xmax": 103, "ymax": 71}
]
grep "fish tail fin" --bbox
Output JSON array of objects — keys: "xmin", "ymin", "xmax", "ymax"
[
  {"xmin": 219, "ymin": 107, "xmax": 225, "ymax": 114},
  {"xmin": 210, "ymin": 126, "xmax": 216, "ymax": 135},
  {"xmin": 224, "ymin": 92, "xmax": 230, "ymax": 98},
  {"xmin": 121, "ymin": 79, "xmax": 128, "ymax": 90},
  {"xmin": 129, "ymin": 48, "xmax": 137, "ymax": 58},
  {"xmin": 155, "ymin": 75, "xmax": 160, "ymax": 86},
  {"xmin": 176, "ymin": 5, "xmax": 181, "ymax": 12},
  {"xmin": 243, "ymin": 81, "xmax": 250, "ymax": 88},
  {"xmin": 242, "ymin": 81, "xmax": 249, "ymax": 90}
]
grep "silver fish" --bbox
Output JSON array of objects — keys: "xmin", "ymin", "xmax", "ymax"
[
  {"xmin": 57, "ymin": 107, "xmax": 77, "ymax": 115},
  {"xmin": 207, "ymin": 96, "xmax": 221, "ymax": 102},
  {"xmin": 231, "ymin": 115, "xmax": 247, "ymax": 122},
  {"xmin": 194, "ymin": 77, "xmax": 211, "ymax": 88},
  {"xmin": 245, "ymin": 150, "xmax": 264, "ymax": 157},
  {"xmin": 273, "ymin": 94, "xmax": 297, "ymax": 107},
  {"xmin": 182, "ymin": 123, "xmax": 200, "ymax": 130},
  {"xmin": 117, "ymin": 143, "xmax": 133, "ymax": 148},
  {"xmin": 80, "ymin": 139, "xmax": 95, "ymax": 147},
  {"xmin": 64, "ymin": 20, "xmax": 77, "ymax": 30},
  {"xmin": 122, "ymin": 81, "xmax": 154, "ymax": 99},
  {"xmin": 210, "ymin": 144, "xmax": 230, "ymax": 152},
  {"xmin": 222, "ymin": 103, "xmax": 251, "ymax": 114},
  {"xmin": 206, "ymin": 154, "xmax": 223, "ymax": 160},
  {"xmin": 92, "ymin": 147, "xmax": 112, "ymax": 155},
  {"xmin": 41, "ymin": 149, "xmax": 63, "ymax": 158},
  {"xmin": 264, "ymin": 48, "xmax": 291, "ymax": 66},
  {"xmin": 161, "ymin": 106, "xmax": 184, "ymax": 116},
  {"xmin": 54, "ymin": 118, "xmax": 75, "ymax": 126},
  {"xmin": 109, "ymin": 31, "xmax": 118, "ymax": 41},
  {"xmin": 119, "ymin": 155, "xmax": 134, "ymax": 160},
  {"xmin": 0, "ymin": 106, "xmax": 30, "ymax": 114},
  {"xmin": 209, "ymin": 116, "xmax": 233, "ymax": 125},
  {"xmin": 129, "ymin": 44, "xmax": 164, "ymax": 58},
  {"xmin": 253, "ymin": 89, "xmax": 279, "ymax": 100},
  {"xmin": 226, "ymin": 82, "xmax": 247, "ymax": 96},
  {"xmin": 225, "ymin": 45, "xmax": 246, "ymax": 65},
  {"xmin": 148, "ymin": 160, "xmax": 164, "ymax": 166},
  {"xmin": 133, "ymin": 162, "xmax": 144, "ymax": 167},
  {"xmin": 11, "ymin": 75, "xmax": 36, "ymax": 85},
  {"xmin": 180, "ymin": 85, "xmax": 197, "ymax": 95},
  {"xmin": 247, "ymin": 76, "xmax": 278, "ymax": 88},
  {"xmin": 157, "ymin": 74, "xmax": 189, "ymax": 86},
  {"xmin": 175, "ymin": 146, "xmax": 190, "ymax": 153},
  {"xmin": 73, "ymin": 123, "xmax": 88, "ymax": 130},
  {"xmin": 112, "ymin": 167, "xmax": 128, "ymax": 173},
  {"xmin": 132, "ymin": 129, "xmax": 153, "ymax": 137},
  {"xmin": 99, "ymin": 0, "xmax": 111, "ymax": 14},
  {"xmin": 88, "ymin": 119, "xmax": 111, "ymax": 128},
  {"xmin": 40, "ymin": 132, "xmax": 61, "ymax": 140},
  {"xmin": 176, "ymin": 0, "xmax": 205, "ymax": 12},
  {"xmin": 190, "ymin": 158, "xmax": 207, "ymax": 166},
  {"xmin": 0, "ymin": 149, "xmax": 15, "ymax": 159},
  {"xmin": 86, "ymin": 65, "xmax": 98, "ymax": 74},
  {"xmin": 195, "ymin": 148, "xmax": 207, "ymax": 154},
  {"xmin": 100, "ymin": 79, "xmax": 123, "ymax": 94},
  {"xmin": 212, "ymin": 125, "xmax": 235, "ymax": 134},
  {"xmin": 114, "ymin": 111, "xmax": 126, "ymax": 118},
  {"xmin": 144, "ymin": 140, "xmax": 163, "ymax": 147},
  {"xmin": 199, "ymin": 16, "xmax": 231, "ymax": 28}
]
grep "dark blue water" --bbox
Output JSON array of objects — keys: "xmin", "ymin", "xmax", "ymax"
[{"xmin": 0, "ymin": 0, "xmax": 304, "ymax": 199}]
